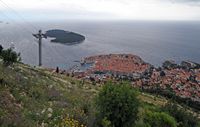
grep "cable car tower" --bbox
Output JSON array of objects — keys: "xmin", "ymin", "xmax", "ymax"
[{"xmin": 33, "ymin": 30, "xmax": 47, "ymax": 66}]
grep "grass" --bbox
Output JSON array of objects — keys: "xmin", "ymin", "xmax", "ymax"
[
  {"xmin": 0, "ymin": 62, "xmax": 97, "ymax": 126},
  {"xmin": 138, "ymin": 93, "xmax": 168, "ymax": 106}
]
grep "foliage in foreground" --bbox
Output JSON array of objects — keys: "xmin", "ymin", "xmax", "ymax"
[
  {"xmin": 0, "ymin": 62, "xmax": 96, "ymax": 127},
  {"xmin": 0, "ymin": 45, "xmax": 3, "ymax": 54},
  {"xmin": 142, "ymin": 111, "xmax": 177, "ymax": 127},
  {"xmin": 162, "ymin": 103, "xmax": 200, "ymax": 127},
  {"xmin": 96, "ymin": 82, "xmax": 180, "ymax": 127},
  {"xmin": 0, "ymin": 45, "xmax": 21, "ymax": 65},
  {"xmin": 96, "ymin": 82, "xmax": 140, "ymax": 127}
]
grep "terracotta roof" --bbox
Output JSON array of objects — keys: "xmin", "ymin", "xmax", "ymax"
[{"xmin": 85, "ymin": 54, "xmax": 150, "ymax": 74}]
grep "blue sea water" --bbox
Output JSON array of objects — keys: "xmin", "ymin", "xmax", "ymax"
[{"xmin": 0, "ymin": 20, "xmax": 200, "ymax": 69}]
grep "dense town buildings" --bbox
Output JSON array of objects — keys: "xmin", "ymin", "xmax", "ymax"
[{"xmin": 68, "ymin": 54, "xmax": 200, "ymax": 103}]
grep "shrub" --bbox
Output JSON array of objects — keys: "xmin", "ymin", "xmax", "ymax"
[
  {"xmin": 1, "ymin": 48, "xmax": 21, "ymax": 65},
  {"xmin": 101, "ymin": 117, "xmax": 112, "ymax": 127},
  {"xmin": 162, "ymin": 103, "xmax": 200, "ymax": 127},
  {"xmin": 96, "ymin": 82, "xmax": 139, "ymax": 127},
  {"xmin": 143, "ymin": 111, "xmax": 177, "ymax": 127}
]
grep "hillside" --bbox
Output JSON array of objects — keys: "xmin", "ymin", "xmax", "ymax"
[
  {"xmin": 0, "ymin": 62, "xmax": 199, "ymax": 127},
  {"xmin": 0, "ymin": 62, "xmax": 98, "ymax": 126}
]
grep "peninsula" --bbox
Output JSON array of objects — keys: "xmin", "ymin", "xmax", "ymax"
[{"xmin": 69, "ymin": 54, "xmax": 200, "ymax": 110}]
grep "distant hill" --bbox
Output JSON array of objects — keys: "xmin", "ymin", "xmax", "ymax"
[{"xmin": 45, "ymin": 29, "xmax": 85, "ymax": 44}]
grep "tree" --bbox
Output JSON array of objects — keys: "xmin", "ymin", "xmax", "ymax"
[
  {"xmin": 96, "ymin": 82, "xmax": 139, "ymax": 127},
  {"xmin": 162, "ymin": 60, "xmax": 178, "ymax": 69},
  {"xmin": 1, "ymin": 48, "xmax": 21, "ymax": 65},
  {"xmin": 0, "ymin": 45, "xmax": 3, "ymax": 54},
  {"xmin": 160, "ymin": 71, "xmax": 166, "ymax": 77}
]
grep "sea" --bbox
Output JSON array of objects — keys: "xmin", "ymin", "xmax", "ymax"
[{"xmin": 0, "ymin": 20, "xmax": 200, "ymax": 69}]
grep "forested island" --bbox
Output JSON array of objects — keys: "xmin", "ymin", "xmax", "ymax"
[{"xmin": 45, "ymin": 29, "xmax": 85, "ymax": 44}]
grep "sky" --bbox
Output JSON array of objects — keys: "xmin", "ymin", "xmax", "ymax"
[{"xmin": 0, "ymin": 0, "xmax": 200, "ymax": 21}]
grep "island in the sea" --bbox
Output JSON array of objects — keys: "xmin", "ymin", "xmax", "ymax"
[{"xmin": 45, "ymin": 29, "xmax": 85, "ymax": 44}]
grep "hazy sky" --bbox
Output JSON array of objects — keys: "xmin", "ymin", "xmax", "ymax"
[{"xmin": 0, "ymin": 0, "xmax": 200, "ymax": 21}]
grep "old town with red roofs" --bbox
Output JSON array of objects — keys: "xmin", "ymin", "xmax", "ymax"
[{"xmin": 68, "ymin": 54, "xmax": 200, "ymax": 103}]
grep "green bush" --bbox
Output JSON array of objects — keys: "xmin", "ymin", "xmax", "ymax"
[
  {"xmin": 143, "ymin": 111, "xmax": 177, "ymax": 127},
  {"xmin": 96, "ymin": 82, "xmax": 139, "ymax": 127},
  {"xmin": 162, "ymin": 103, "xmax": 200, "ymax": 127},
  {"xmin": 1, "ymin": 48, "xmax": 21, "ymax": 65}
]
